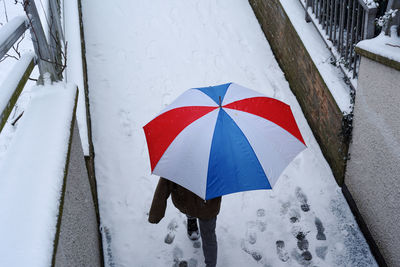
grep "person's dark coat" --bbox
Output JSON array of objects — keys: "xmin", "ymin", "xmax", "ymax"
[{"xmin": 148, "ymin": 177, "xmax": 222, "ymax": 223}]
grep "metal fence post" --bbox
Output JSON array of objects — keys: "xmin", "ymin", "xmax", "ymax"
[
  {"xmin": 23, "ymin": 0, "xmax": 58, "ymax": 83},
  {"xmin": 364, "ymin": 7, "xmax": 377, "ymax": 38},
  {"xmin": 48, "ymin": 0, "xmax": 64, "ymax": 80},
  {"xmin": 300, "ymin": 0, "xmax": 381, "ymax": 80},
  {"xmin": 306, "ymin": 0, "xmax": 312, "ymax": 22}
]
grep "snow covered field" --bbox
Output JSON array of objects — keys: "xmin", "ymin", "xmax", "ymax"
[{"xmin": 82, "ymin": 0, "xmax": 377, "ymax": 266}]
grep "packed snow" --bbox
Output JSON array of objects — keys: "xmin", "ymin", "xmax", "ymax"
[
  {"xmin": 82, "ymin": 0, "xmax": 376, "ymax": 266},
  {"xmin": 0, "ymin": 81, "xmax": 77, "ymax": 267}
]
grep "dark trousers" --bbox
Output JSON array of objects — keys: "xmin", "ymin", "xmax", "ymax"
[{"xmin": 199, "ymin": 217, "xmax": 217, "ymax": 267}]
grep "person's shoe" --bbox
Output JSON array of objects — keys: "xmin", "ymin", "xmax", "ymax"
[{"xmin": 187, "ymin": 218, "xmax": 200, "ymax": 240}]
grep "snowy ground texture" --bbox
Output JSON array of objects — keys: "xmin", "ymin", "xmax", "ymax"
[{"xmin": 82, "ymin": 0, "xmax": 377, "ymax": 266}]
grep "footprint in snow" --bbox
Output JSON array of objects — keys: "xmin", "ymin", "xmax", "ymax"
[
  {"xmin": 296, "ymin": 232, "xmax": 309, "ymax": 251},
  {"xmin": 291, "ymin": 231, "xmax": 313, "ymax": 265},
  {"xmin": 188, "ymin": 258, "xmax": 198, "ymax": 267},
  {"xmin": 315, "ymin": 217, "xmax": 326, "ymax": 240},
  {"xmin": 162, "ymin": 92, "xmax": 173, "ymax": 107},
  {"xmin": 240, "ymin": 240, "xmax": 263, "ymax": 262},
  {"xmin": 291, "ymin": 249, "xmax": 313, "ymax": 266},
  {"xmin": 172, "ymin": 258, "xmax": 197, "ymax": 267},
  {"xmin": 314, "ymin": 217, "xmax": 328, "ymax": 260},
  {"xmin": 280, "ymin": 201, "xmax": 291, "ymax": 216},
  {"xmin": 288, "ymin": 188, "xmax": 328, "ymax": 262},
  {"xmin": 289, "ymin": 208, "xmax": 301, "ymax": 223},
  {"xmin": 257, "ymin": 220, "xmax": 267, "ymax": 232},
  {"xmin": 255, "ymin": 209, "xmax": 267, "ymax": 231},
  {"xmin": 165, "ymin": 219, "xmax": 179, "ymax": 244},
  {"xmin": 172, "ymin": 248, "xmax": 197, "ymax": 267},
  {"xmin": 192, "ymin": 241, "xmax": 201, "ymax": 249},
  {"xmin": 173, "ymin": 260, "xmax": 188, "ymax": 267},
  {"xmin": 118, "ymin": 109, "xmax": 133, "ymax": 137},
  {"xmin": 295, "ymin": 187, "xmax": 310, "ymax": 212},
  {"xmin": 244, "ymin": 209, "xmax": 268, "ymax": 245},
  {"xmin": 173, "ymin": 246, "xmax": 184, "ymax": 262},
  {"xmin": 168, "ymin": 219, "xmax": 179, "ymax": 231},
  {"xmin": 316, "ymin": 245, "xmax": 328, "ymax": 260},
  {"xmin": 164, "ymin": 232, "xmax": 175, "ymax": 244},
  {"xmin": 275, "ymin": 240, "xmax": 290, "ymax": 262},
  {"xmin": 256, "ymin": 208, "xmax": 266, "ymax": 217},
  {"xmin": 245, "ymin": 221, "xmax": 257, "ymax": 245}
]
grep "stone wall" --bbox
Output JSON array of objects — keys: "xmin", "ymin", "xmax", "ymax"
[{"xmin": 248, "ymin": 0, "xmax": 349, "ymax": 185}]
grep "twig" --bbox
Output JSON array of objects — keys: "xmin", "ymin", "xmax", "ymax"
[
  {"xmin": 386, "ymin": 43, "xmax": 400, "ymax": 48},
  {"xmin": 3, "ymin": 0, "xmax": 9, "ymax": 22},
  {"xmin": 13, "ymin": 32, "xmax": 25, "ymax": 58},
  {"xmin": 11, "ymin": 111, "xmax": 24, "ymax": 126},
  {"xmin": 58, "ymin": 41, "xmax": 67, "ymax": 75},
  {"xmin": 0, "ymin": 54, "xmax": 19, "ymax": 62}
]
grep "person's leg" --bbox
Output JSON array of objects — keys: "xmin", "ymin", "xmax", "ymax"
[
  {"xmin": 199, "ymin": 217, "xmax": 217, "ymax": 267},
  {"xmin": 186, "ymin": 215, "xmax": 199, "ymax": 240}
]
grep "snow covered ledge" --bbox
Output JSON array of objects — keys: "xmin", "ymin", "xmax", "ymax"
[
  {"xmin": 345, "ymin": 29, "xmax": 400, "ymax": 267},
  {"xmin": 0, "ymin": 82, "xmax": 100, "ymax": 266}
]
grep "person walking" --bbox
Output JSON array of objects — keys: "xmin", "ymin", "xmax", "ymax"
[{"xmin": 148, "ymin": 177, "xmax": 221, "ymax": 267}]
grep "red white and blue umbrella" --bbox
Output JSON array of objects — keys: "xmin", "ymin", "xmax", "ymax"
[{"xmin": 143, "ymin": 83, "xmax": 306, "ymax": 200}]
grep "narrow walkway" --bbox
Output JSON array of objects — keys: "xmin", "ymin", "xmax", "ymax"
[{"xmin": 81, "ymin": 0, "xmax": 376, "ymax": 266}]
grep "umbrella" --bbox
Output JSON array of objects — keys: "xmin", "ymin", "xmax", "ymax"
[{"xmin": 143, "ymin": 82, "xmax": 306, "ymax": 200}]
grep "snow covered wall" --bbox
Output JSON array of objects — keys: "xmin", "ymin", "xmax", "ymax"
[{"xmin": 346, "ymin": 37, "xmax": 400, "ymax": 267}]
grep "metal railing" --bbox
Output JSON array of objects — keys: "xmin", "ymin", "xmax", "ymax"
[
  {"xmin": 303, "ymin": 0, "xmax": 377, "ymax": 79},
  {"xmin": 0, "ymin": 0, "xmax": 63, "ymax": 132}
]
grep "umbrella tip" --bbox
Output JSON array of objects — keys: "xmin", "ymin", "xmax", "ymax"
[{"xmin": 219, "ymin": 96, "xmax": 222, "ymax": 107}]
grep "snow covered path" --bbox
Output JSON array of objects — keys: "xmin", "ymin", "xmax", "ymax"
[{"xmin": 82, "ymin": 1, "xmax": 376, "ymax": 266}]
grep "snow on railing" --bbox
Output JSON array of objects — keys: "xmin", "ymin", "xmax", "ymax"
[
  {"xmin": 0, "ymin": 53, "xmax": 35, "ymax": 132},
  {"xmin": 302, "ymin": 0, "xmax": 378, "ymax": 81},
  {"xmin": 0, "ymin": 16, "xmax": 28, "ymax": 59},
  {"xmin": 0, "ymin": 0, "xmax": 63, "ymax": 133}
]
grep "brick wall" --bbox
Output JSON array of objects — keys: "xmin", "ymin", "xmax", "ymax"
[{"xmin": 249, "ymin": 0, "xmax": 349, "ymax": 184}]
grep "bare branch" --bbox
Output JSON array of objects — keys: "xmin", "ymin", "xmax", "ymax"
[
  {"xmin": 2, "ymin": 0, "xmax": 9, "ymax": 22},
  {"xmin": 59, "ymin": 41, "xmax": 67, "ymax": 75},
  {"xmin": 11, "ymin": 111, "xmax": 24, "ymax": 126},
  {"xmin": 13, "ymin": 32, "xmax": 26, "ymax": 58},
  {"xmin": 386, "ymin": 43, "xmax": 400, "ymax": 48},
  {"xmin": 0, "ymin": 54, "xmax": 19, "ymax": 62}
]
